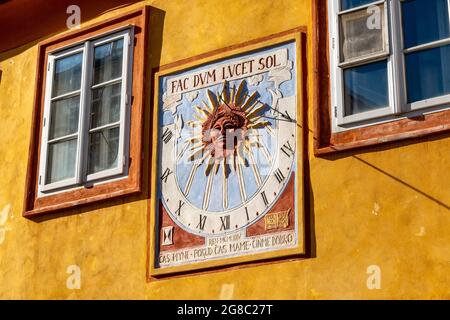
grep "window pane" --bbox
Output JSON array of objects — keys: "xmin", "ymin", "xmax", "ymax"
[
  {"xmin": 46, "ymin": 139, "xmax": 77, "ymax": 184},
  {"xmin": 402, "ymin": 0, "xmax": 450, "ymax": 49},
  {"xmin": 339, "ymin": 4, "xmax": 387, "ymax": 62},
  {"xmin": 343, "ymin": 60, "xmax": 388, "ymax": 116},
  {"xmin": 405, "ymin": 45, "xmax": 450, "ymax": 103},
  {"xmin": 88, "ymin": 126, "xmax": 120, "ymax": 174},
  {"xmin": 341, "ymin": 0, "xmax": 377, "ymax": 11},
  {"xmin": 93, "ymin": 39, "xmax": 124, "ymax": 85},
  {"xmin": 91, "ymin": 83, "xmax": 121, "ymax": 129},
  {"xmin": 49, "ymin": 95, "xmax": 80, "ymax": 140},
  {"xmin": 52, "ymin": 53, "xmax": 83, "ymax": 97}
]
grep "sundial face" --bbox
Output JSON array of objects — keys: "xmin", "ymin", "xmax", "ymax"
[{"xmin": 153, "ymin": 39, "xmax": 303, "ymax": 272}]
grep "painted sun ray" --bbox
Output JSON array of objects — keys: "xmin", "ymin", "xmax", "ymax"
[
  {"xmin": 202, "ymin": 162, "xmax": 217, "ymax": 210},
  {"xmin": 177, "ymin": 141, "xmax": 190, "ymax": 161},
  {"xmin": 250, "ymin": 116, "xmax": 263, "ymax": 123},
  {"xmin": 265, "ymin": 125, "xmax": 275, "ymax": 136},
  {"xmin": 195, "ymin": 105, "xmax": 211, "ymax": 118},
  {"xmin": 236, "ymin": 161, "xmax": 247, "ymax": 202},
  {"xmin": 236, "ymin": 145, "xmax": 247, "ymax": 167},
  {"xmin": 260, "ymin": 144, "xmax": 273, "ymax": 163},
  {"xmin": 186, "ymin": 135, "xmax": 203, "ymax": 142},
  {"xmin": 207, "ymin": 90, "xmax": 218, "ymax": 109},
  {"xmin": 246, "ymin": 149, "xmax": 262, "ymax": 187},
  {"xmin": 222, "ymin": 158, "xmax": 228, "ymax": 210},
  {"xmin": 205, "ymin": 156, "xmax": 216, "ymax": 176},
  {"xmin": 232, "ymin": 149, "xmax": 238, "ymax": 172},
  {"xmin": 199, "ymin": 148, "xmax": 212, "ymax": 162},
  {"xmin": 234, "ymin": 80, "xmax": 246, "ymax": 106},
  {"xmin": 221, "ymin": 81, "xmax": 230, "ymax": 104},
  {"xmin": 253, "ymin": 134, "xmax": 272, "ymax": 163},
  {"xmin": 230, "ymin": 84, "xmax": 236, "ymax": 105},
  {"xmin": 242, "ymin": 101, "xmax": 260, "ymax": 117},
  {"xmin": 187, "ymin": 120, "xmax": 201, "ymax": 128},
  {"xmin": 189, "ymin": 147, "xmax": 207, "ymax": 162},
  {"xmin": 215, "ymin": 160, "xmax": 221, "ymax": 174},
  {"xmin": 188, "ymin": 141, "xmax": 203, "ymax": 150},
  {"xmin": 245, "ymin": 100, "xmax": 264, "ymax": 115},
  {"xmin": 184, "ymin": 161, "xmax": 200, "ymax": 196},
  {"xmin": 202, "ymin": 100, "xmax": 213, "ymax": 113},
  {"xmin": 193, "ymin": 113, "xmax": 206, "ymax": 122},
  {"xmin": 188, "ymin": 146, "xmax": 203, "ymax": 159},
  {"xmin": 241, "ymin": 92, "xmax": 258, "ymax": 111},
  {"xmin": 246, "ymin": 104, "xmax": 266, "ymax": 120},
  {"xmin": 248, "ymin": 121, "xmax": 271, "ymax": 129}
]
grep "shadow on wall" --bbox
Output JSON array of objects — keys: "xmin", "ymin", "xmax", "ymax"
[
  {"xmin": 0, "ymin": 0, "xmax": 142, "ymax": 54},
  {"xmin": 320, "ymin": 133, "xmax": 450, "ymax": 212},
  {"xmin": 301, "ymin": 32, "xmax": 316, "ymax": 259},
  {"xmin": 30, "ymin": 6, "xmax": 166, "ymax": 223}
]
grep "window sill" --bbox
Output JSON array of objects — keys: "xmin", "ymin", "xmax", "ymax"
[
  {"xmin": 24, "ymin": 183, "xmax": 141, "ymax": 218},
  {"xmin": 315, "ymin": 108, "xmax": 450, "ymax": 156}
]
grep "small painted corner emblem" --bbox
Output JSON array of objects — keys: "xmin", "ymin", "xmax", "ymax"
[
  {"xmin": 162, "ymin": 226, "xmax": 174, "ymax": 246},
  {"xmin": 265, "ymin": 208, "xmax": 290, "ymax": 230}
]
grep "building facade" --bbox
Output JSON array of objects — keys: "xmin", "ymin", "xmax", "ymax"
[{"xmin": 0, "ymin": 0, "xmax": 448, "ymax": 299}]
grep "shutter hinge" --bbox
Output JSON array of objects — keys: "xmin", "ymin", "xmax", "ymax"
[
  {"xmin": 334, "ymin": 106, "xmax": 338, "ymax": 118},
  {"xmin": 43, "ymin": 117, "xmax": 46, "ymax": 127},
  {"xmin": 47, "ymin": 62, "xmax": 51, "ymax": 71},
  {"xmin": 39, "ymin": 175, "xmax": 42, "ymax": 185},
  {"xmin": 332, "ymin": 37, "xmax": 335, "ymax": 50}
]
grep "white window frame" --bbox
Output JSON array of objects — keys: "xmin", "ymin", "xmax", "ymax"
[
  {"xmin": 329, "ymin": 0, "xmax": 450, "ymax": 132},
  {"xmin": 38, "ymin": 27, "xmax": 134, "ymax": 195}
]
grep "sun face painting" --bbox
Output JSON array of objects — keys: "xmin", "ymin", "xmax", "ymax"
[
  {"xmin": 181, "ymin": 80, "xmax": 273, "ymax": 211},
  {"xmin": 153, "ymin": 39, "xmax": 304, "ymax": 273}
]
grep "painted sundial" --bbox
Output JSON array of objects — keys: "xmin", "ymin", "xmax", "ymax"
[{"xmin": 153, "ymin": 39, "xmax": 303, "ymax": 271}]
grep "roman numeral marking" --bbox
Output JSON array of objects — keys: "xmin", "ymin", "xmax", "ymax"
[
  {"xmin": 162, "ymin": 226, "xmax": 173, "ymax": 246},
  {"xmin": 281, "ymin": 141, "xmax": 294, "ymax": 157},
  {"xmin": 161, "ymin": 168, "xmax": 173, "ymax": 183},
  {"xmin": 245, "ymin": 207, "xmax": 250, "ymax": 222},
  {"xmin": 274, "ymin": 168, "xmax": 285, "ymax": 184},
  {"xmin": 220, "ymin": 215, "xmax": 230, "ymax": 231},
  {"xmin": 197, "ymin": 214, "xmax": 207, "ymax": 231},
  {"xmin": 175, "ymin": 200, "xmax": 185, "ymax": 216},
  {"xmin": 261, "ymin": 191, "xmax": 268, "ymax": 207},
  {"xmin": 161, "ymin": 127, "xmax": 173, "ymax": 144}
]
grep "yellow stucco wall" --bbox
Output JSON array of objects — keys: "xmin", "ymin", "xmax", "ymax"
[{"xmin": 0, "ymin": 0, "xmax": 448, "ymax": 299}]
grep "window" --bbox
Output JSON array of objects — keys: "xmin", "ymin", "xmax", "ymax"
[
  {"xmin": 24, "ymin": 7, "xmax": 148, "ymax": 217},
  {"xmin": 329, "ymin": 0, "xmax": 450, "ymax": 130},
  {"xmin": 39, "ymin": 29, "xmax": 132, "ymax": 193}
]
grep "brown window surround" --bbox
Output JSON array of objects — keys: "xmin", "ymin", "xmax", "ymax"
[
  {"xmin": 23, "ymin": 7, "xmax": 149, "ymax": 218},
  {"xmin": 312, "ymin": 0, "xmax": 450, "ymax": 156}
]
